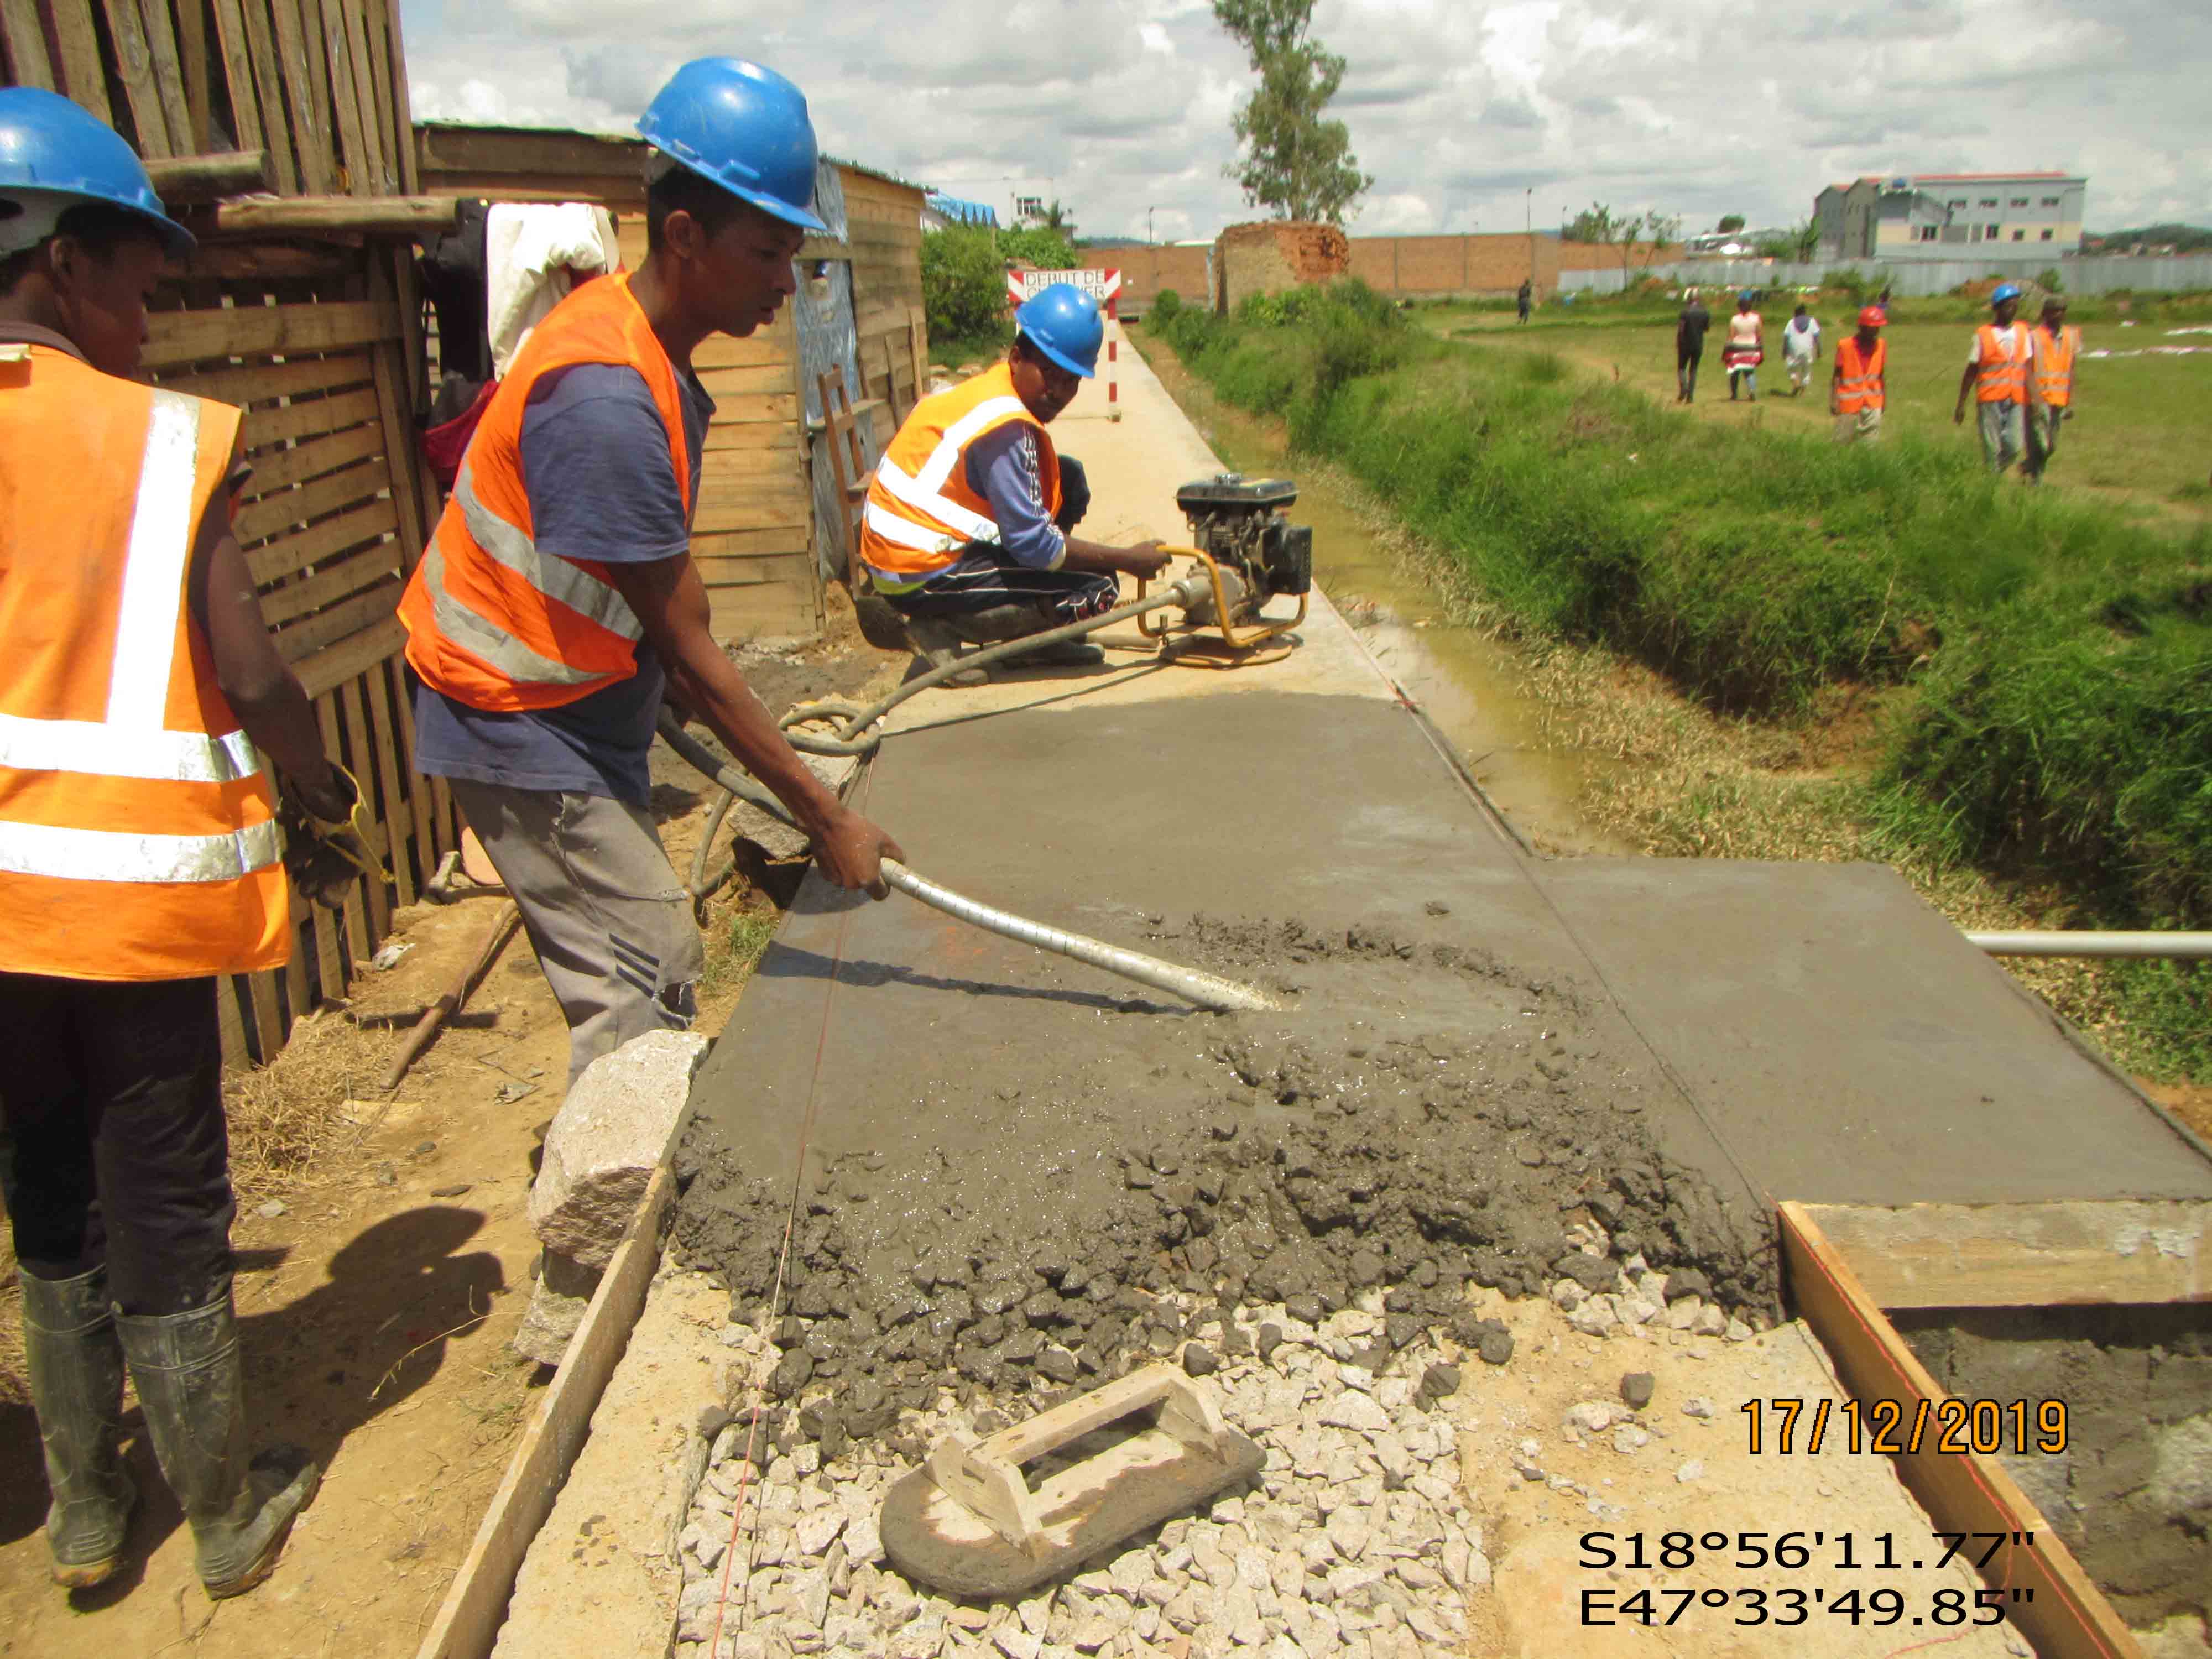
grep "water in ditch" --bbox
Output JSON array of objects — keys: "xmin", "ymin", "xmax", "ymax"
[{"xmin": 1141, "ymin": 344, "xmax": 1631, "ymax": 857}]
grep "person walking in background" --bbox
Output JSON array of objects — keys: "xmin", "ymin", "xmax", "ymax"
[
  {"xmin": 1675, "ymin": 288, "xmax": 1711, "ymax": 403},
  {"xmin": 1516, "ymin": 278, "xmax": 1532, "ymax": 324},
  {"xmin": 1954, "ymin": 281, "xmax": 2031, "ymax": 474},
  {"xmin": 1723, "ymin": 291, "xmax": 1763, "ymax": 400},
  {"xmin": 1829, "ymin": 307, "xmax": 1887, "ymax": 444},
  {"xmin": 1874, "ymin": 285, "xmax": 1892, "ymax": 320},
  {"xmin": 2025, "ymin": 296, "xmax": 2079, "ymax": 484},
  {"xmin": 1782, "ymin": 303, "xmax": 1822, "ymax": 395}
]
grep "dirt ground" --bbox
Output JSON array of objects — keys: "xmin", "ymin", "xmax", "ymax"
[{"xmin": 0, "ymin": 597, "xmax": 907, "ymax": 1656}]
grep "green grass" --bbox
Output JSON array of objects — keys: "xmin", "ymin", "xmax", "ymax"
[{"xmin": 1145, "ymin": 281, "xmax": 2212, "ymax": 1077}]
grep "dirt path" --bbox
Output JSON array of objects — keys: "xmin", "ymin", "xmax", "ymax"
[{"xmin": 0, "ymin": 603, "xmax": 906, "ymax": 1656}]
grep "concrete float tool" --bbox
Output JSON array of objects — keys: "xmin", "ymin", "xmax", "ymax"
[{"xmin": 879, "ymin": 1362, "xmax": 1265, "ymax": 1600}]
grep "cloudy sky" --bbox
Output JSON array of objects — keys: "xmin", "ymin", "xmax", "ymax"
[{"xmin": 399, "ymin": 0, "xmax": 2209, "ymax": 242}]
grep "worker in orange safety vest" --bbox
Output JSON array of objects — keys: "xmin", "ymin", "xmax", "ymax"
[
  {"xmin": 0, "ymin": 87, "xmax": 345, "ymax": 1601},
  {"xmin": 1954, "ymin": 281, "xmax": 2032, "ymax": 474},
  {"xmin": 1829, "ymin": 307, "xmax": 1887, "ymax": 445},
  {"xmin": 397, "ymin": 58, "xmax": 901, "ymax": 1088},
  {"xmin": 859, "ymin": 283, "xmax": 1172, "ymax": 686},
  {"xmin": 2024, "ymin": 296, "xmax": 2080, "ymax": 484}
]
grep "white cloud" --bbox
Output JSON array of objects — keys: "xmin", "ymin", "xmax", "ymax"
[{"xmin": 397, "ymin": 0, "xmax": 2210, "ymax": 239}]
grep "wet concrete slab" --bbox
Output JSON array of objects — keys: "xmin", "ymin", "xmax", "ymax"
[{"xmin": 1538, "ymin": 857, "xmax": 2212, "ymax": 1206}]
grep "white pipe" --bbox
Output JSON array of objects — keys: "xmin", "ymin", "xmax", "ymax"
[
  {"xmin": 881, "ymin": 860, "xmax": 1278, "ymax": 1013},
  {"xmin": 1966, "ymin": 931, "xmax": 2212, "ymax": 960}
]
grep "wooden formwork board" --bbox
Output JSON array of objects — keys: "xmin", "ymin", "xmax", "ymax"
[
  {"xmin": 414, "ymin": 1166, "xmax": 679, "ymax": 1659},
  {"xmin": 1779, "ymin": 1202, "xmax": 2145, "ymax": 1659},
  {"xmin": 1798, "ymin": 1201, "xmax": 2212, "ymax": 1310}
]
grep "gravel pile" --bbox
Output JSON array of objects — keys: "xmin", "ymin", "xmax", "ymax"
[{"xmin": 672, "ymin": 1293, "xmax": 1490, "ymax": 1659}]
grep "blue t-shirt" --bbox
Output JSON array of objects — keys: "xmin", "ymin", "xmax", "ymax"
[{"xmin": 411, "ymin": 362, "xmax": 714, "ymax": 805}]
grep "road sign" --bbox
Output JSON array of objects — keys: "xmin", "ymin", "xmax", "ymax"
[{"xmin": 1005, "ymin": 268, "xmax": 1122, "ymax": 307}]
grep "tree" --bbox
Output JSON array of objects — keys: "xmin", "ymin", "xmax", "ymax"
[
  {"xmin": 1212, "ymin": 0, "xmax": 1373, "ymax": 223},
  {"xmin": 1636, "ymin": 213, "xmax": 1683, "ymax": 273},
  {"xmin": 1717, "ymin": 213, "xmax": 1746, "ymax": 234},
  {"xmin": 1564, "ymin": 202, "xmax": 1619, "ymax": 246},
  {"xmin": 1754, "ymin": 220, "xmax": 1820, "ymax": 262},
  {"xmin": 1037, "ymin": 199, "xmax": 1077, "ymax": 241}
]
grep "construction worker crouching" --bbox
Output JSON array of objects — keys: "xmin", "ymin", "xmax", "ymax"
[
  {"xmin": 1, "ymin": 87, "xmax": 342, "ymax": 1599},
  {"xmin": 1830, "ymin": 307, "xmax": 1887, "ymax": 445},
  {"xmin": 1955, "ymin": 281, "xmax": 2031, "ymax": 474},
  {"xmin": 398, "ymin": 58, "xmax": 903, "ymax": 1090},
  {"xmin": 862, "ymin": 284, "xmax": 1173, "ymax": 685},
  {"xmin": 2025, "ymin": 297, "xmax": 2079, "ymax": 484}
]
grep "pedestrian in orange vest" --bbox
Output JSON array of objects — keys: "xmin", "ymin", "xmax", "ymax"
[
  {"xmin": 1, "ymin": 88, "xmax": 348, "ymax": 1600},
  {"xmin": 2024, "ymin": 297, "xmax": 2080, "ymax": 484},
  {"xmin": 398, "ymin": 59, "xmax": 902, "ymax": 1088},
  {"xmin": 1954, "ymin": 282, "xmax": 2031, "ymax": 474},
  {"xmin": 1829, "ymin": 307, "xmax": 1887, "ymax": 445}
]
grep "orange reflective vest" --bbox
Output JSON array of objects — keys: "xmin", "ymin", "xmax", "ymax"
[
  {"xmin": 0, "ymin": 342, "xmax": 287, "ymax": 982},
  {"xmin": 400, "ymin": 272, "xmax": 686, "ymax": 711},
  {"xmin": 2033, "ymin": 324, "xmax": 2079, "ymax": 407},
  {"xmin": 1974, "ymin": 322, "xmax": 2030, "ymax": 404},
  {"xmin": 858, "ymin": 361, "xmax": 1060, "ymax": 591},
  {"xmin": 1834, "ymin": 337, "xmax": 1886, "ymax": 413}
]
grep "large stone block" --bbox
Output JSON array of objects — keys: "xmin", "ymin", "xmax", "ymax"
[{"xmin": 530, "ymin": 1030, "xmax": 710, "ymax": 1269}]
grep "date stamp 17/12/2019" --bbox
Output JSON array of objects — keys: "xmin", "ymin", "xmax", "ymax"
[{"xmin": 1740, "ymin": 1396, "xmax": 2068, "ymax": 1457}]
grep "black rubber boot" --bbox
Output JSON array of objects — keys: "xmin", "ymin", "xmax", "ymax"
[
  {"xmin": 19, "ymin": 1266, "xmax": 135, "ymax": 1588},
  {"xmin": 116, "ymin": 1292, "xmax": 320, "ymax": 1600}
]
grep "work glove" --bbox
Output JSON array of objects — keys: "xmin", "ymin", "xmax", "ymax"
[{"xmin": 280, "ymin": 762, "xmax": 389, "ymax": 908}]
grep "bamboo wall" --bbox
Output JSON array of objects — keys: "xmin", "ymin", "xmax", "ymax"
[{"xmin": 0, "ymin": 0, "xmax": 416, "ymax": 196}]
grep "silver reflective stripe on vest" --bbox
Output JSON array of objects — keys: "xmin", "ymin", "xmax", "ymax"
[
  {"xmin": 417, "ymin": 539, "xmax": 610, "ymax": 686},
  {"xmin": 0, "ymin": 816, "xmax": 280, "ymax": 883},
  {"xmin": 872, "ymin": 453, "xmax": 996, "ymax": 543},
  {"xmin": 452, "ymin": 462, "xmax": 644, "ymax": 642},
  {"xmin": 916, "ymin": 396, "xmax": 1029, "ymax": 494},
  {"xmin": 0, "ymin": 713, "xmax": 259, "ymax": 783},
  {"xmin": 105, "ymin": 392, "xmax": 201, "ymax": 728}
]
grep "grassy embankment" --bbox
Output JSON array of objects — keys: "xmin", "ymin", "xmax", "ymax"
[{"xmin": 1141, "ymin": 281, "xmax": 2211, "ymax": 1079}]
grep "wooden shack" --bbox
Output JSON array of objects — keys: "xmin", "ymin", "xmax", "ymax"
[
  {"xmin": 414, "ymin": 123, "xmax": 930, "ymax": 640},
  {"xmin": 4, "ymin": 0, "xmax": 468, "ymax": 1066}
]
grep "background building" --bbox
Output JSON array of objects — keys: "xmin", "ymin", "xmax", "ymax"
[{"xmin": 1816, "ymin": 173, "xmax": 2088, "ymax": 259}]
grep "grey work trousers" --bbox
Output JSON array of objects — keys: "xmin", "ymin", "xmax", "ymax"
[{"xmin": 447, "ymin": 780, "xmax": 703, "ymax": 1087}]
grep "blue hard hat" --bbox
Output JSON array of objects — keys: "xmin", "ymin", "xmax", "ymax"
[
  {"xmin": 637, "ymin": 58, "xmax": 827, "ymax": 234},
  {"xmin": 0, "ymin": 86, "xmax": 193, "ymax": 259},
  {"xmin": 1738, "ymin": 289, "xmax": 1755, "ymax": 302},
  {"xmin": 1014, "ymin": 283, "xmax": 1103, "ymax": 378},
  {"xmin": 1990, "ymin": 281, "xmax": 2022, "ymax": 305}
]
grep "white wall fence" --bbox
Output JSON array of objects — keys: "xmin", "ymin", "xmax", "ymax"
[{"xmin": 1558, "ymin": 254, "xmax": 2212, "ymax": 299}]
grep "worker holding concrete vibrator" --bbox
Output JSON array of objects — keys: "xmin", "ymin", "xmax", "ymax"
[
  {"xmin": 860, "ymin": 283, "xmax": 1175, "ymax": 685},
  {"xmin": 398, "ymin": 58, "xmax": 902, "ymax": 1088},
  {"xmin": 0, "ymin": 87, "xmax": 350, "ymax": 1600}
]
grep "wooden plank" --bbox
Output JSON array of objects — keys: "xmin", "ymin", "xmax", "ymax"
[
  {"xmin": 413, "ymin": 1166, "xmax": 679, "ymax": 1659},
  {"xmin": 168, "ymin": 351, "xmax": 375, "ymax": 409},
  {"xmin": 387, "ymin": 654, "xmax": 439, "ymax": 877},
  {"xmin": 235, "ymin": 461, "xmax": 392, "ymax": 547},
  {"xmin": 321, "ymin": 0, "xmax": 374, "ymax": 196},
  {"xmin": 708, "ymin": 584, "xmax": 815, "ymax": 643},
  {"xmin": 1780, "ymin": 1202, "xmax": 2146, "ymax": 1659},
  {"xmin": 273, "ymin": 576, "xmax": 401, "ymax": 662},
  {"xmin": 281, "ymin": 924, "xmax": 310, "ymax": 1032},
  {"xmin": 695, "ymin": 551, "xmax": 815, "ymax": 588},
  {"xmin": 695, "ymin": 446, "xmax": 805, "ymax": 483},
  {"xmin": 216, "ymin": 973, "xmax": 248, "ymax": 1070},
  {"xmin": 247, "ymin": 498, "xmax": 397, "ymax": 586},
  {"xmin": 687, "ymin": 527, "xmax": 806, "ymax": 560},
  {"xmin": 362, "ymin": 650, "xmax": 416, "ymax": 905},
  {"xmin": 294, "ymin": 0, "xmax": 335, "ymax": 189},
  {"xmin": 1801, "ymin": 1201, "xmax": 2212, "ymax": 1309},
  {"xmin": 337, "ymin": 676, "xmax": 390, "ymax": 938},
  {"xmin": 702, "ymin": 393, "xmax": 799, "ymax": 427},
  {"xmin": 144, "ymin": 148, "xmax": 273, "ymax": 204},
  {"xmin": 244, "ymin": 386, "xmax": 383, "ymax": 449},
  {"xmin": 0, "ymin": 1, "xmax": 56, "ymax": 88},
  {"xmin": 314, "ymin": 695, "xmax": 371, "ymax": 961},
  {"xmin": 105, "ymin": 0, "xmax": 176, "ymax": 156},
  {"xmin": 245, "ymin": 962, "xmax": 284, "ymax": 1061},
  {"xmin": 44, "ymin": 0, "xmax": 110, "ymax": 121},
  {"xmin": 366, "ymin": 255, "xmax": 431, "ymax": 573},
  {"xmin": 690, "ymin": 497, "xmax": 810, "ymax": 538},
  {"xmin": 371, "ymin": 0, "xmax": 416, "ymax": 193},
  {"xmin": 142, "ymin": 299, "xmax": 400, "ymax": 371},
  {"xmin": 259, "ymin": 543, "xmax": 401, "ymax": 625},
  {"xmin": 208, "ymin": 0, "xmax": 267, "ymax": 159},
  {"xmin": 356, "ymin": 0, "xmax": 397, "ymax": 195},
  {"xmin": 171, "ymin": 0, "xmax": 212, "ymax": 153},
  {"xmin": 309, "ymin": 882, "xmax": 345, "ymax": 1011},
  {"xmin": 242, "ymin": 422, "xmax": 382, "ymax": 499},
  {"xmin": 413, "ymin": 121, "xmax": 644, "ymax": 191},
  {"xmin": 180, "ymin": 243, "xmax": 352, "ymax": 283},
  {"xmin": 135, "ymin": 0, "xmax": 195, "ymax": 155},
  {"xmin": 691, "ymin": 332, "xmax": 789, "ymax": 372},
  {"xmin": 232, "ymin": 0, "xmax": 297, "ymax": 193},
  {"xmin": 265, "ymin": 0, "xmax": 331, "ymax": 193},
  {"xmin": 188, "ymin": 194, "xmax": 459, "ymax": 237},
  {"xmin": 694, "ymin": 363, "xmax": 799, "ymax": 400},
  {"xmin": 701, "ymin": 425, "xmax": 800, "ymax": 457},
  {"xmin": 299, "ymin": 612, "xmax": 403, "ymax": 698}
]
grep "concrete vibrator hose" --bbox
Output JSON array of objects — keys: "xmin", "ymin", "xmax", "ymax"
[{"xmin": 655, "ymin": 712, "xmax": 1277, "ymax": 1015}]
